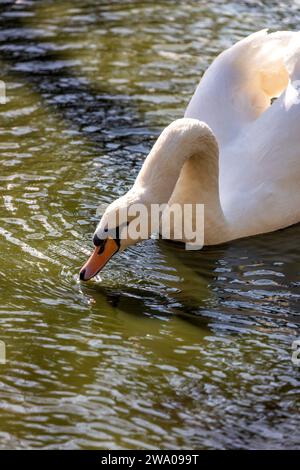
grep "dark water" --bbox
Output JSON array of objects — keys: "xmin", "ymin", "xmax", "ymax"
[{"xmin": 0, "ymin": 0, "xmax": 300, "ymax": 449}]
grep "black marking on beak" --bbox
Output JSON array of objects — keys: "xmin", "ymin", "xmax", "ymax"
[
  {"xmin": 93, "ymin": 233, "xmax": 102, "ymax": 246},
  {"xmin": 98, "ymin": 240, "xmax": 106, "ymax": 254},
  {"xmin": 93, "ymin": 233, "xmax": 107, "ymax": 254},
  {"xmin": 93, "ymin": 227, "xmax": 121, "ymax": 252}
]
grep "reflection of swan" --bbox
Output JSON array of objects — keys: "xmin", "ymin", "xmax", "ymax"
[{"xmin": 80, "ymin": 30, "xmax": 300, "ymax": 280}]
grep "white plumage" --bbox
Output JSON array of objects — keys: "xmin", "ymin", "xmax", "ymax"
[
  {"xmin": 81, "ymin": 30, "xmax": 300, "ymax": 279},
  {"xmin": 180, "ymin": 29, "xmax": 300, "ymax": 243}
]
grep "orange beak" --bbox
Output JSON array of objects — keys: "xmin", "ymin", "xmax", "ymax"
[{"xmin": 79, "ymin": 238, "xmax": 119, "ymax": 281}]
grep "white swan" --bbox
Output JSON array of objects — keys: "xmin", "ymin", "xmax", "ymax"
[{"xmin": 80, "ymin": 30, "xmax": 300, "ymax": 281}]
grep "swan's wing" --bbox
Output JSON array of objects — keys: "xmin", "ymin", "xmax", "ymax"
[
  {"xmin": 185, "ymin": 30, "xmax": 295, "ymax": 146},
  {"xmin": 244, "ymin": 33, "xmax": 300, "ymax": 173},
  {"xmin": 221, "ymin": 33, "xmax": 300, "ymax": 236}
]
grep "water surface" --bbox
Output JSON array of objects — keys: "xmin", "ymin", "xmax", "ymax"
[{"xmin": 0, "ymin": 0, "xmax": 300, "ymax": 449}]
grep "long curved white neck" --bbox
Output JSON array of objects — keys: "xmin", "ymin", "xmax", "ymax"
[
  {"xmin": 134, "ymin": 119, "xmax": 214, "ymax": 203},
  {"xmin": 132, "ymin": 118, "xmax": 230, "ymax": 244}
]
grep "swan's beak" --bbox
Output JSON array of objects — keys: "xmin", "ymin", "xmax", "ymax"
[{"xmin": 79, "ymin": 238, "xmax": 119, "ymax": 281}]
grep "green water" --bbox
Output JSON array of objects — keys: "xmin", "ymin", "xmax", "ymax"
[{"xmin": 0, "ymin": 0, "xmax": 300, "ymax": 449}]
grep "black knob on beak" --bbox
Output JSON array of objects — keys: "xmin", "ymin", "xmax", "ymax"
[{"xmin": 93, "ymin": 233, "xmax": 102, "ymax": 246}]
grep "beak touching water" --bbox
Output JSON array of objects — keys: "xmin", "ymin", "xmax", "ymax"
[{"xmin": 79, "ymin": 238, "xmax": 119, "ymax": 281}]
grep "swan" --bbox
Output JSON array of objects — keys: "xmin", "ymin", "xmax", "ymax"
[{"xmin": 80, "ymin": 30, "xmax": 300, "ymax": 281}]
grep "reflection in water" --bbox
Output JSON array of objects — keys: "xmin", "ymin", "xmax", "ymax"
[{"xmin": 0, "ymin": 0, "xmax": 300, "ymax": 450}]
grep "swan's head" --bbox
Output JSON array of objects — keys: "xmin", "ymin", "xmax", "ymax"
[{"xmin": 79, "ymin": 189, "xmax": 150, "ymax": 281}]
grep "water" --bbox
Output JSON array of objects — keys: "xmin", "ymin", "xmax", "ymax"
[{"xmin": 0, "ymin": 0, "xmax": 300, "ymax": 450}]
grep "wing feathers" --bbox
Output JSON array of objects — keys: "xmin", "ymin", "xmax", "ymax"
[{"xmin": 185, "ymin": 30, "xmax": 299, "ymax": 146}]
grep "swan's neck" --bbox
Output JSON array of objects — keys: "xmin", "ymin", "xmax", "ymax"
[
  {"xmin": 133, "ymin": 118, "xmax": 230, "ymax": 245},
  {"xmin": 133, "ymin": 119, "xmax": 212, "ymax": 203}
]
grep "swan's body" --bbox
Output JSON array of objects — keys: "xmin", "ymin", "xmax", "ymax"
[
  {"xmin": 182, "ymin": 29, "xmax": 300, "ymax": 244},
  {"xmin": 80, "ymin": 30, "xmax": 300, "ymax": 280}
]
